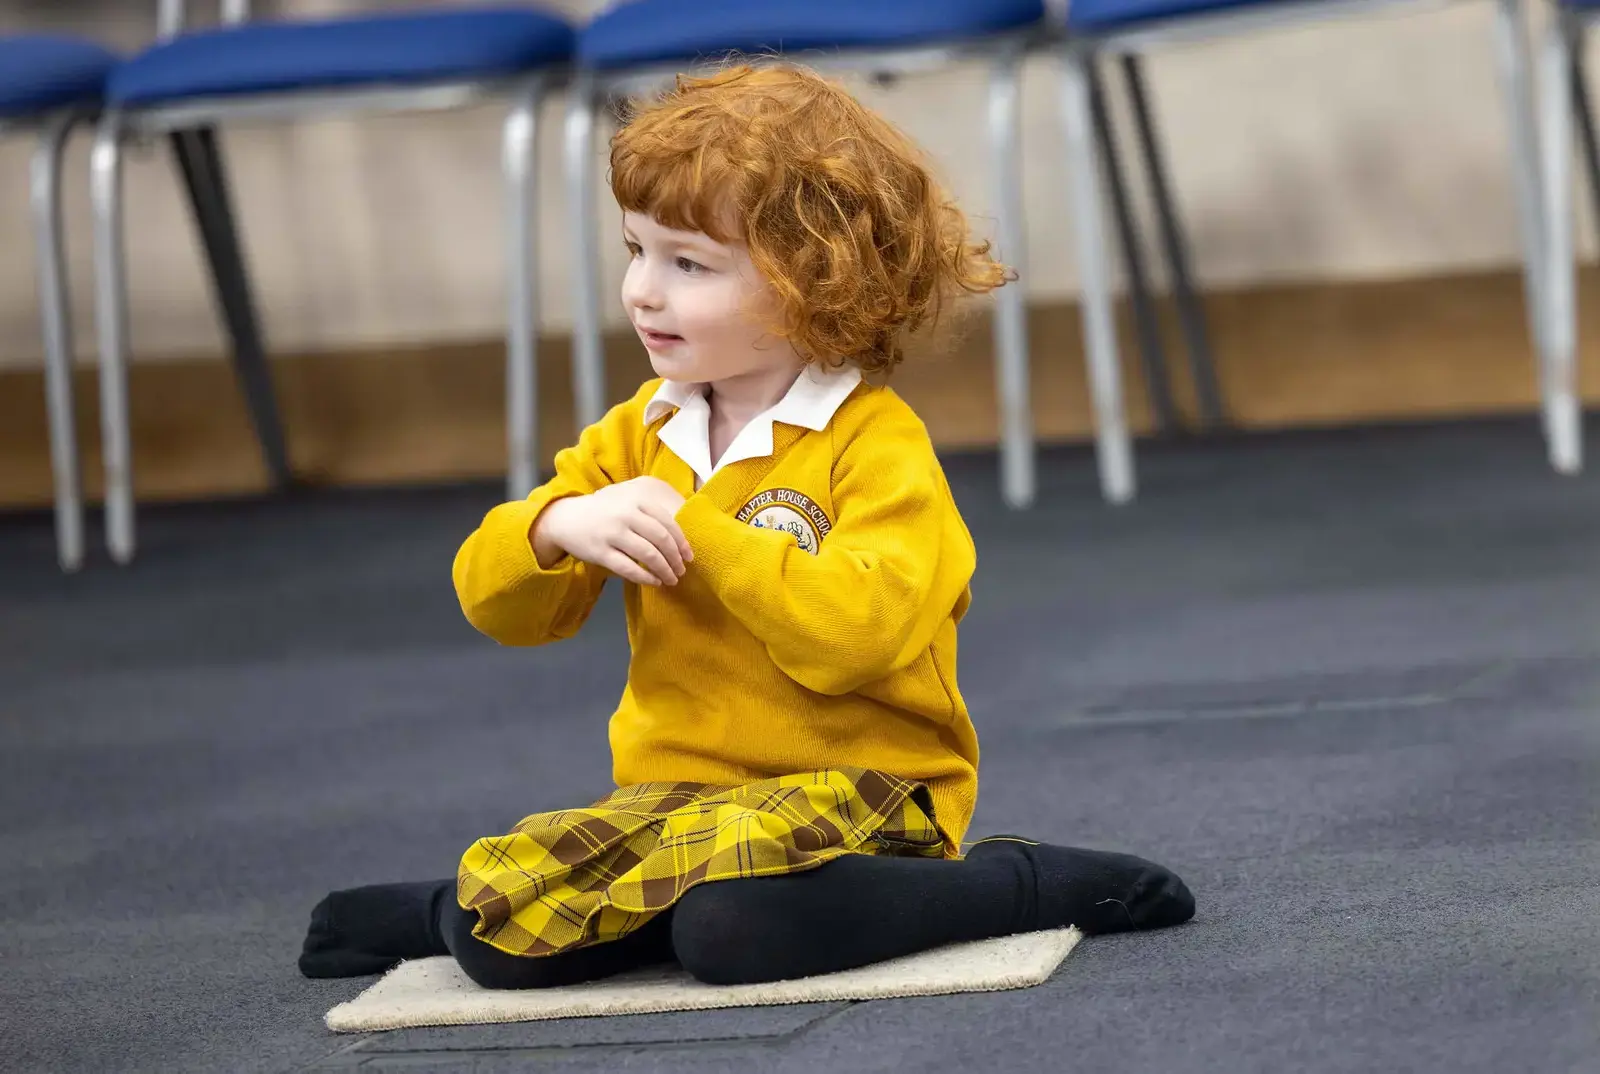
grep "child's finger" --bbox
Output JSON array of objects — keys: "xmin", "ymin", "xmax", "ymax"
[
  {"xmin": 614, "ymin": 531, "xmax": 678, "ymax": 586},
  {"xmin": 639, "ymin": 501, "xmax": 693, "ymax": 563},
  {"xmin": 600, "ymin": 549, "xmax": 659, "ymax": 587},
  {"xmin": 633, "ymin": 516, "xmax": 686, "ymax": 578}
]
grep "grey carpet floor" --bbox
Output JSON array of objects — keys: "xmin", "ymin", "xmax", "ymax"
[{"xmin": 2, "ymin": 419, "xmax": 1597, "ymax": 1073}]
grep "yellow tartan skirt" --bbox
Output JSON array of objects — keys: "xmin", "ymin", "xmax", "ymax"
[{"xmin": 456, "ymin": 767, "xmax": 949, "ymax": 958}]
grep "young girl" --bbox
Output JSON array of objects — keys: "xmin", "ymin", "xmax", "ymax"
[{"xmin": 300, "ymin": 64, "xmax": 1193, "ymax": 990}]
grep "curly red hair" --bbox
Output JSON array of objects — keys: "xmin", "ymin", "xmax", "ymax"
[{"xmin": 609, "ymin": 63, "xmax": 1010, "ymax": 376}]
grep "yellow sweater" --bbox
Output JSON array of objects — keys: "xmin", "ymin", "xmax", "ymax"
[{"xmin": 451, "ymin": 378, "xmax": 980, "ymax": 851}]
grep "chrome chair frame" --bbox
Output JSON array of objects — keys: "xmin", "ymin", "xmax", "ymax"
[
  {"xmin": 3, "ymin": 108, "xmax": 92, "ymax": 571},
  {"xmin": 1057, "ymin": 0, "xmax": 1554, "ymax": 501},
  {"xmin": 93, "ymin": 1, "xmax": 567, "ymax": 563},
  {"xmin": 1534, "ymin": 1, "xmax": 1593, "ymax": 474}
]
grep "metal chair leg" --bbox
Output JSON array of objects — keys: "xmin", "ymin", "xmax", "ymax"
[
  {"xmin": 503, "ymin": 85, "xmax": 541, "ymax": 499},
  {"xmin": 1121, "ymin": 54, "xmax": 1226, "ymax": 430},
  {"xmin": 1568, "ymin": 30, "xmax": 1600, "ymax": 261},
  {"xmin": 987, "ymin": 46, "xmax": 1036, "ymax": 509},
  {"xmin": 1491, "ymin": 0, "xmax": 1555, "ymax": 424},
  {"xmin": 1538, "ymin": 11, "xmax": 1583, "ymax": 474},
  {"xmin": 91, "ymin": 115, "xmax": 135, "ymax": 564},
  {"xmin": 565, "ymin": 75, "xmax": 606, "ymax": 430},
  {"xmin": 1088, "ymin": 58, "xmax": 1177, "ymax": 435},
  {"xmin": 169, "ymin": 125, "xmax": 292, "ymax": 489},
  {"xmin": 1060, "ymin": 47, "xmax": 1136, "ymax": 505},
  {"xmin": 30, "ymin": 112, "xmax": 85, "ymax": 573}
]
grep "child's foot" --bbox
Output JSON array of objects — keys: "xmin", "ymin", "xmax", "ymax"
[
  {"xmin": 967, "ymin": 836, "xmax": 1195, "ymax": 935},
  {"xmin": 298, "ymin": 879, "xmax": 453, "ymax": 978}
]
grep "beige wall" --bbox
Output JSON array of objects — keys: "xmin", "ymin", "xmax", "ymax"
[{"xmin": 0, "ymin": 0, "xmax": 1584, "ymax": 370}]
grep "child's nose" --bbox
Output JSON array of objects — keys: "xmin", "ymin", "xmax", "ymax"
[{"xmin": 624, "ymin": 267, "xmax": 665, "ymax": 310}]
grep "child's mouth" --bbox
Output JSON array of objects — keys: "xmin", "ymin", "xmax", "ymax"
[{"xmin": 640, "ymin": 329, "xmax": 684, "ymax": 350}]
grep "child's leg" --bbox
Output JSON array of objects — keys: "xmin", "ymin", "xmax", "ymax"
[
  {"xmin": 669, "ymin": 839, "xmax": 1194, "ymax": 985},
  {"xmin": 439, "ymin": 899, "xmax": 675, "ymax": 990},
  {"xmin": 299, "ymin": 880, "xmax": 454, "ymax": 979},
  {"xmin": 298, "ymin": 879, "xmax": 675, "ymax": 989}
]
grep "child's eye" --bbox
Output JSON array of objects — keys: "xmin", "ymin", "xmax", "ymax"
[
  {"xmin": 623, "ymin": 241, "xmax": 642, "ymax": 258},
  {"xmin": 675, "ymin": 256, "xmax": 706, "ymax": 274}
]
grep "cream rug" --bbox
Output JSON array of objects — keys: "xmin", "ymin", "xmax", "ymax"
[{"xmin": 325, "ymin": 928, "xmax": 1082, "ymax": 1032}]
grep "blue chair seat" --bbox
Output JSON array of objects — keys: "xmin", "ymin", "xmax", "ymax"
[
  {"xmin": 1066, "ymin": 0, "xmax": 1306, "ymax": 33},
  {"xmin": 0, "ymin": 35, "xmax": 119, "ymax": 119},
  {"xmin": 107, "ymin": 6, "xmax": 575, "ymax": 108},
  {"xmin": 579, "ymin": 0, "xmax": 1046, "ymax": 71}
]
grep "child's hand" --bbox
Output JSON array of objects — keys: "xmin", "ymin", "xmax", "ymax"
[{"xmin": 531, "ymin": 477, "xmax": 693, "ymax": 586}]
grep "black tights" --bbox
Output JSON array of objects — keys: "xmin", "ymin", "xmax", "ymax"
[
  {"xmin": 302, "ymin": 838, "xmax": 1196, "ymax": 988},
  {"xmin": 449, "ymin": 852, "xmax": 1036, "ymax": 988}
]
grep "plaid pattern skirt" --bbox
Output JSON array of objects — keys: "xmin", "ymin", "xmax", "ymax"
[{"xmin": 456, "ymin": 767, "xmax": 948, "ymax": 958}]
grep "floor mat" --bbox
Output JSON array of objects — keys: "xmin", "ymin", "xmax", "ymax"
[{"xmin": 325, "ymin": 928, "xmax": 1081, "ymax": 1032}]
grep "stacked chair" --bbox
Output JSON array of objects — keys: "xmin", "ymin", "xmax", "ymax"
[
  {"xmin": 1050, "ymin": 0, "xmax": 1558, "ymax": 501},
  {"xmin": 89, "ymin": 1, "xmax": 577, "ymax": 563}
]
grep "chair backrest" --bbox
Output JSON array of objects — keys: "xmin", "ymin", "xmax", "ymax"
[{"xmin": 158, "ymin": 1, "xmax": 254, "ymax": 41}]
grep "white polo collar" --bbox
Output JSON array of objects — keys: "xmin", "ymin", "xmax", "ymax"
[{"xmin": 644, "ymin": 363, "xmax": 862, "ymax": 485}]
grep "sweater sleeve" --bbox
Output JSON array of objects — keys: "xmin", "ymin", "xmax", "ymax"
[
  {"xmin": 452, "ymin": 388, "xmax": 648, "ymax": 646},
  {"xmin": 674, "ymin": 416, "xmax": 975, "ymax": 696}
]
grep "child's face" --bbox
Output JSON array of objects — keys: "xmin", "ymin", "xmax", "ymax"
[{"xmin": 620, "ymin": 212, "xmax": 798, "ymax": 385}]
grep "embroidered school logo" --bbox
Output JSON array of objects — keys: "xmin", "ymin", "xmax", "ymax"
[{"xmin": 735, "ymin": 488, "xmax": 833, "ymax": 555}]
